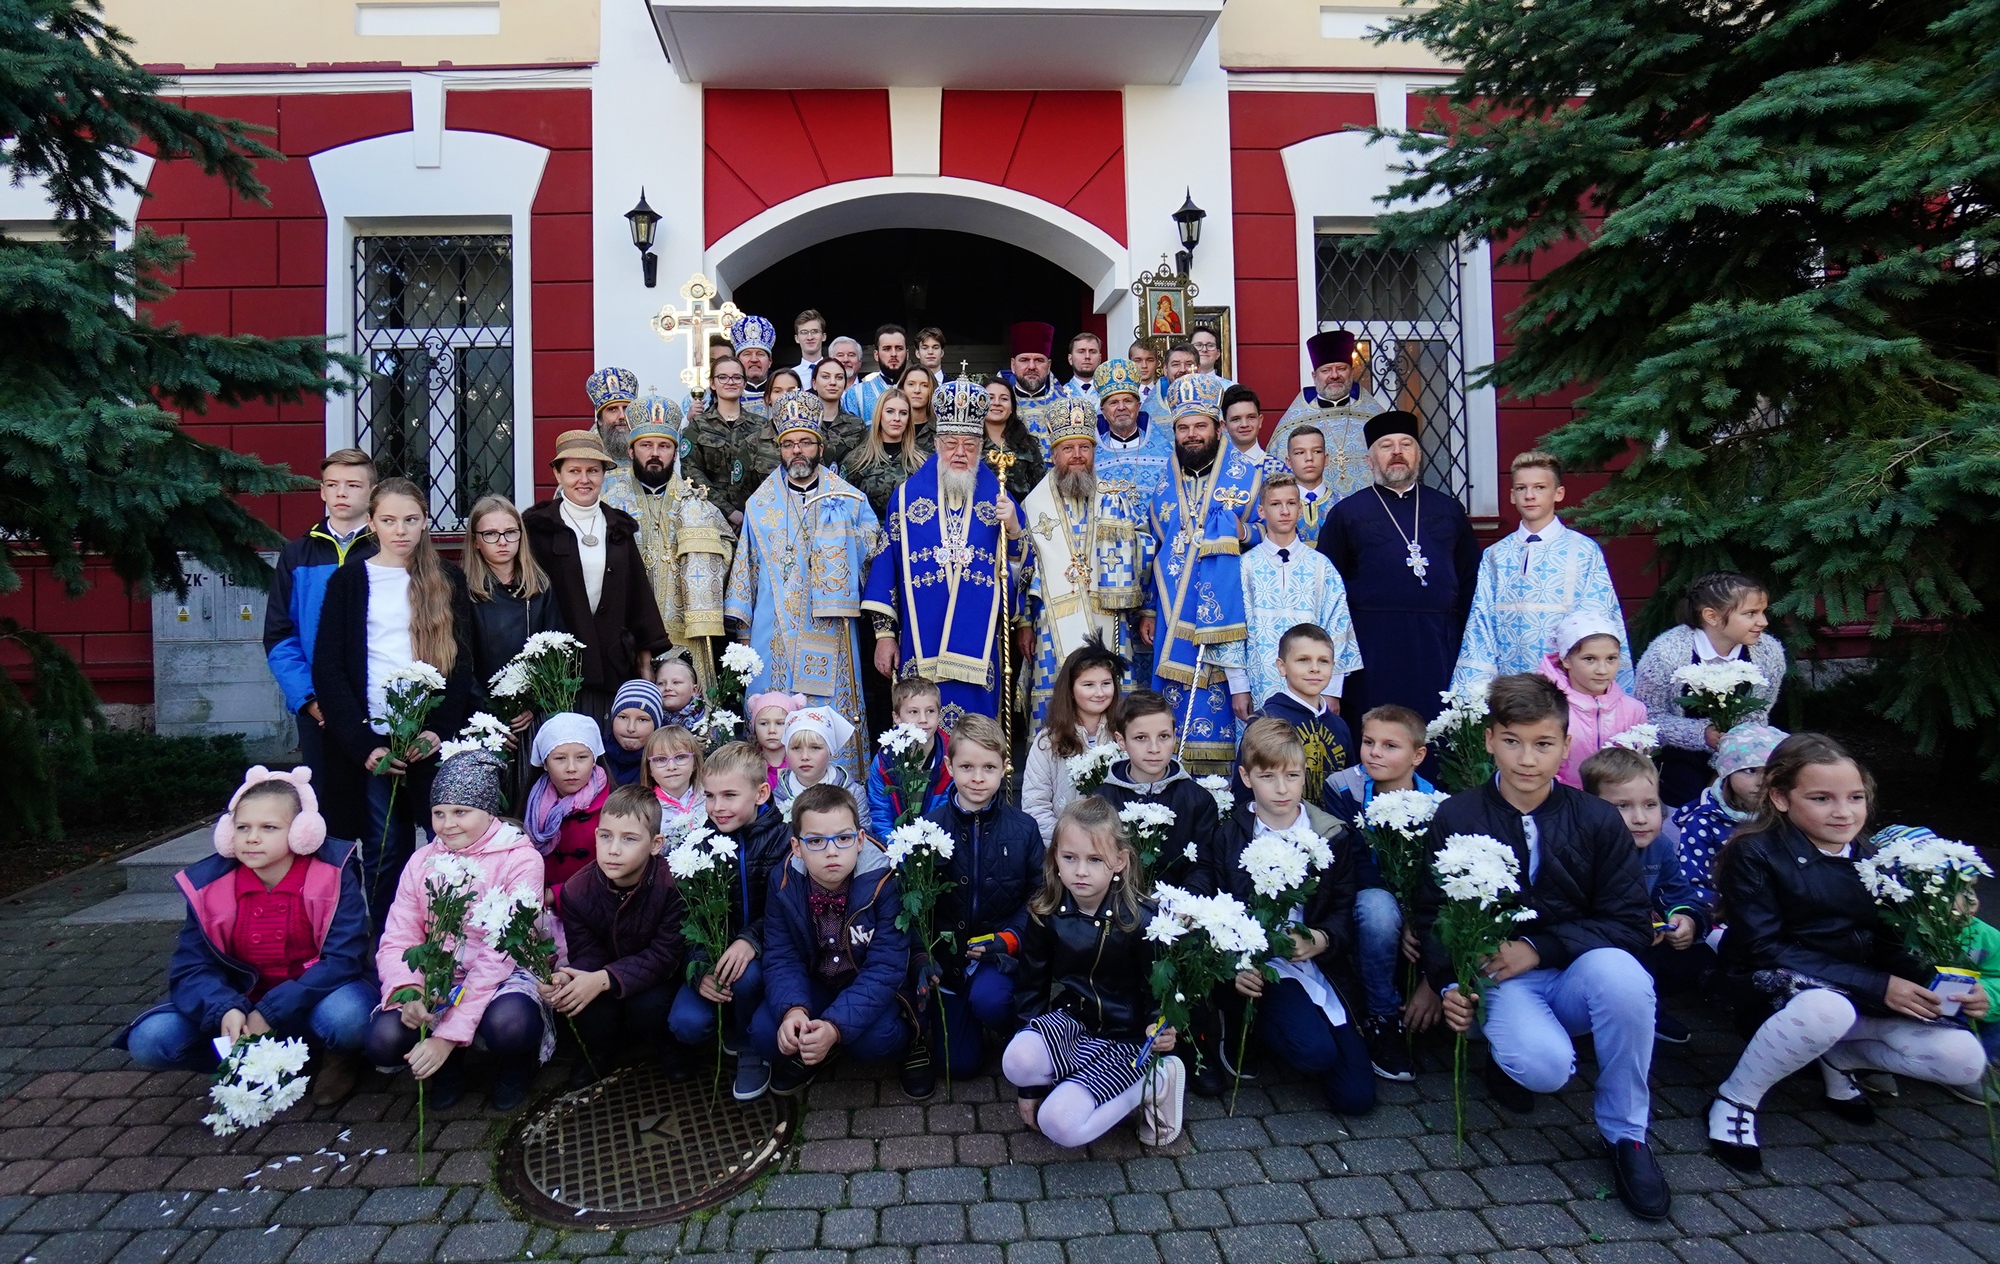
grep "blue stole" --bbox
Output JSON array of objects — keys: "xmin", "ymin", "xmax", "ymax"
[
  {"xmin": 1149, "ymin": 459, "xmax": 1255, "ymax": 684},
  {"xmin": 861, "ymin": 457, "xmax": 1006, "ymax": 706}
]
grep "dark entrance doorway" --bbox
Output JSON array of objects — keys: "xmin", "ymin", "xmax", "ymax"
[{"xmin": 731, "ymin": 228, "xmax": 1100, "ymax": 378}]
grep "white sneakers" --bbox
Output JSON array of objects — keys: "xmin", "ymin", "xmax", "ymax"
[{"xmin": 1137, "ymin": 1056, "xmax": 1186, "ymax": 1147}]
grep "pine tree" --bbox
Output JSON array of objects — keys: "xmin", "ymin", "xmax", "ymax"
[
  {"xmin": 1374, "ymin": 0, "xmax": 2000, "ymax": 774},
  {"xmin": 0, "ymin": 0, "xmax": 357, "ymax": 836}
]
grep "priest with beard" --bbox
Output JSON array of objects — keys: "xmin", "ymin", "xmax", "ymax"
[
  {"xmin": 1017, "ymin": 396, "xmax": 1152, "ymax": 722},
  {"xmin": 1268, "ymin": 329, "xmax": 1385, "ymax": 500},
  {"xmin": 1315, "ymin": 410, "xmax": 1479, "ymax": 727},
  {"xmin": 862, "ymin": 377, "xmax": 1020, "ymax": 726},
  {"xmin": 1137, "ymin": 374, "xmax": 1258, "ymax": 774},
  {"xmin": 601, "ymin": 393, "xmax": 736, "ymax": 696},
  {"xmin": 1001, "ymin": 321, "xmax": 1069, "ymax": 463}
]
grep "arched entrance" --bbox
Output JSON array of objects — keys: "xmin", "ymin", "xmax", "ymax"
[{"xmin": 730, "ymin": 228, "xmax": 1097, "ymax": 373}]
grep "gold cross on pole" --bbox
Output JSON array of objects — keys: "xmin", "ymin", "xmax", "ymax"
[{"xmin": 650, "ymin": 273, "xmax": 743, "ymax": 398}]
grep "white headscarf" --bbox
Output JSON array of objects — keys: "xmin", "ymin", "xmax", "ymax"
[
  {"xmin": 783, "ymin": 706, "xmax": 856, "ymax": 754},
  {"xmin": 530, "ymin": 711, "xmax": 606, "ymax": 764},
  {"xmin": 1550, "ymin": 608, "xmax": 1624, "ymax": 659}
]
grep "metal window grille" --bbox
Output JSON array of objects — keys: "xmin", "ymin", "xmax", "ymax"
[
  {"xmin": 353, "ymin": 234, "xmax": 515, "ymax": 530},
  {"xmin": 1314, "ymin": 234, "xmax": 1470, "ymax": 503}
]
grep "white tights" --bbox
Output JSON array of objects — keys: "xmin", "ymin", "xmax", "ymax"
[
  {"xmin": 1718, "ymin": 988, "xmax": 1986, "ymax": 1108},
  {"xmin": 1002, "ymin": 1031, "xmax": 1147, "ymax": 1150}
]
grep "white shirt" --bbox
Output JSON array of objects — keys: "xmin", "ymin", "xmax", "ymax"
[
  {"xmin": 1251, "ymin": 809, "xmax": 1348, "ymax": 1027},
  {"xmin": 1512, "ymin": 515, "xmax": 1566, "ymax": 546},
  {"xmin": 363, "ymin": 560, "xmax": 414, "ymax": 736},
  {"xmin": 1100, "ymin": 423, "xmax": 1148, "ymax": 452},
  {"xmin": 559, "ymin": 493, "xmax": 608, "ymax": 612},
  {"xmin": 1234, "ymin": 441, "xmax": 1266, "ymax": 466},
  {"xmin": 1222, "ymin": 541, "xmax": 1347, "ymax": 701},
  {"xmin": 1695, "ymin": 628, "xmax": 1742, "ymax": 664}
]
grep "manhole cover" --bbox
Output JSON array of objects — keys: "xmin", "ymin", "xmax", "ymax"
[{"xmin": 498, "ymin": 1064, "xmax": 798, "ymax": 1227}]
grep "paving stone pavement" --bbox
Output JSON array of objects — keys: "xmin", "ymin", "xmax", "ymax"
[{"xmin": 4, "ymin": 862, "xmax": 1997, "ymax": 1264}]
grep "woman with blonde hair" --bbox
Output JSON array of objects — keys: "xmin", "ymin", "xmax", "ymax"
[
  {"xmin": 844, "ymin": 387, "xmax": 928, "ymax": 519},
  {"xmin": 313, "ymin": 476, "xmax": 478, "ymax": 920},
  {"xmin": 901, "ymin": 364, "xmax": 938, "ymax": 447}
]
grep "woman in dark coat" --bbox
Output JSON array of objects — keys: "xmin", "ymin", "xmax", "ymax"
[
  {"xmin": 312, "ymin": 477, "xmax": 478, "ymax": 924},
  {"xmin": 464, "ymin": 493, "xmax": 565, "ymax": 804},
  {"xmin": 522, "ymin": 429, "xmax": 672, "ymax": 726}
]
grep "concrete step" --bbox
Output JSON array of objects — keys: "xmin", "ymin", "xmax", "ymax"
[
  {"xmin": 117, "ymin": 825, "xmax": 217, "ymax": 893},
  {"xmin": 60, "ymin": 892, "xmax": 186, "ymax": 926}
]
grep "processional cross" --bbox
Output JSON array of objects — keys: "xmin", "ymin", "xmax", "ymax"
[{"xmin": 651, "ymin": 274, "xmax": 743, "ymax": 398}]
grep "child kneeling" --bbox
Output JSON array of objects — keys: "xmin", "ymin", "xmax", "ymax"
[
  {"xmin": 365, "ymin": 751, "xmax": 550, "ymax": 1111},
  {"xmin": 120, "ymin": 768, "xmax": 374, "ymax": 1108},
  {"xmin": 551, "ymin": 785, "xmax": 687, "ymax": 1086},
  {"xmin": 752, "ymin": 784, "xmax": 909, "ymax": 1096},
  {"xmin": 1005, "ymin": 798, "xmax": 1184, "ymax": 1149}
]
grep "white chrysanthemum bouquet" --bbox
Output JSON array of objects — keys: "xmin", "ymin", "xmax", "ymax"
[
  {"xmin": 879, "ymin": 723, "xmax": 935, "ymax": 829},
  {"xmin": 1670, "ymin": 660, "xmax": 1768, "ymax": 734},
  {"xmin": 1196, "ymin": 774, "xmax": 1234, "ymax": 817},
  {"xmin": 372, "ymin": 663, "xmax": 447, "ymax": 775},
  {"xmin": 1238, "ymin": 821, "xmax": 1334, "ymax": 941},
  {"xmin": 712, "ymin": 643, "xmax": 764, "ymax": 711},
  {"xmin": 689, "ymin": 707, "xmax": 742, "ymax": 754},
  {"xmin": 1145, "ymin": 884, "xmax": 1269, "ymax": 1072},
  {"xmin": 1859, "ymin": 826, "xmax": 1995, "ymax": 1015},
  {"xmin": 1119, "ymin": 802, "xmax": 1180, "ymax": 873},
  {"xmin": 885, "ymin": 819, "xmax": 958, "ymax": 951},
  {"xmin": 203, "ymin": 1033, "xmax": 311, "ymax": 1136},
  {"xmin": 438, "ymin": 712, "xmax": 513, "ymax": 762},
  {"xmin": 1431, "ymin": 831, "xmax": 1532, "ymax": 1145},
  {"xmin": 1606, "ymin": 723, "xmax": 1659, "ymax": 755},
  {"xmin": 1362, "ymin": 789, "xmax": 1452, "ymax": 910},
  {"xmin": 468, "ymin": 884, "xmax": 554, "ymax": 984},
  {"xmin": 666, "ymin": 825, "xmax": 740, "ymax": 986},
  {"xmin": 1065, "ymin": 743, "xmax": 1120, "ymax": 795},
  {"xmin": 386, "ymin": 852, "xmax": 478, "ymax": 1181},
  {"xmin": 1426, "ymin": 680, "xmax": 1495, "ymax": 793},
  {"xmin": 489, "ymin": 631, "xmax": 585, "ymax": 718}
]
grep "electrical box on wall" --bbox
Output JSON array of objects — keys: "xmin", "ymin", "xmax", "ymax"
[{"xmin": 151, "ymin": 554, "xmax": 295, "ymax": 760}]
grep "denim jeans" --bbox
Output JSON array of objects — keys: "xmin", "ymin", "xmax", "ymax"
[
  {"xmin": 1353, "ymin": 886, "xmax": 1404, "ymax": 1018},
  {"xmin": 670, "ymin": 959, "xmax": 765, "ymax": 1047},
  {"xmin": 1253, "ymin": 976, "xmax": 1376, "ymax": 1115},
  {"xmin": 935, "ymin": 963, "xmax": 1016, "ymax": 1074},
  {"xmin": 1480, "ymin": 946, "xmax": 1655, "ymax": 1143},
  {"xmin": 125, "ymin": 979, "xmax": 377, "ymax": 1072},
  {"xmin": 361, "ymin": 772, "xmax": 422, "ymax": 928}
]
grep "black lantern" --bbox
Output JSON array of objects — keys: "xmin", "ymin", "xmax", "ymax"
[
  {"xmin": 1172, "ymin": 188, "xmax": 1206, "ymax": 277},
  {"xmin": 625, "ymin": 189, "xmax": 660, "ymax": 288}
]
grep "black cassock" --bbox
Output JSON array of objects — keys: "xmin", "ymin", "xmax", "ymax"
[{"xmin": 1316, "ymin": 482, "xmax": 1480, "ymax": 723}]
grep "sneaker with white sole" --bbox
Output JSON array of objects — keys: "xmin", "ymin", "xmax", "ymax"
[
  {"xmin": 1137, "ymin": 1057, "xmax": 1186, "ymax": 1147},
  {"xmin": 733, "ymin": 1051, "xmax": 771, "ymax": 1101}
]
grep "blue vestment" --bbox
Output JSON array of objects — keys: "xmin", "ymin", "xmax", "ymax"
[{"xmin": 1146, "ymin": 456, "xmax": 1260, "ymax": 774}]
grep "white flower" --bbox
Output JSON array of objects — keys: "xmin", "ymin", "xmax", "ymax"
[
  {"xmin": 696, "ymin": 709, "xmax": 742, "ymax": 738},
  {"xmin": 1432, "ymin": 833, "xmax": 1522, "ymax": 909},
  {"xmin": 1118, "ymin": 802, "xmax": 1176, "ymax": 832},
  {"xmin": 1183, "ymin": 842, "xmax": 1198, "ymax": 864},
  {"xmin": 203, "ymin": 1035, "xmax": 312, "ymax": 1136},
  {"xmin": 521, "ymin": 631, "xmax": 585, "ymax": 659},
  {"xmin": 467, "ymin": 886, "xmax": 538, "ymax": 940},
  {"xmin": 437, "ymin": 738, "xmax": 482, "ymax": 761},
  {"xmin": 236, "ymin": 1036, "xmax": 310, "ymax": 1085},
  {"xmin": 1195, "ymin": 774, "xmax": 1235, "ymax": 815},
  {"xmin": 1286, "ymin": 823, "xmax": 1334, "ymax": 871},
  {"xmin": 487, "ymin": 661, "xmax": 532, "ymax": 699},
  {"xmin": 720, "ymin": 643, "xmax": 764, "ymax": 678},
  {"xmin": 1858, "ymin": 832, "xmax": 1991, "ymax": 905},
  {"xmin": 1064, "ymin": 744, "xmax": 1120, "ymax": 790},
  {"xmin": 1144, "ymin": 916, "xmax": 1187, "ymax": 946},
  {"xmin": 1239, "ymin": 834, "xmax": 1311, "ymax": 900},
  {"xmin": 666, "ymin": 838, "xmax": 718, "ymax": 880},
  {"xmin": 385, "ymin": 662, "xmax": 448, "ymax": 693},
  {"xmin": 1607, "ymin": 724, "xmax": 1659, "ymax": 753},
  {"xmin": 427, "ymin": 854, "xmax": 479, "ymax": 894},
  {"xmin": 885, "ymin": 820, "xmax": 954, "ymax": 867},
  {"xmin": 1426, "ymin": 680, "xmax": 1490, "ymax": 741},
  {"xmin": 1671, "ymin": 660, "xmax": 1767, "ymax": 699},
  {"xmin": 1511, "ymin": 908, "xmax": 1538, "ymax": 922},
  {"xmin": 1365, "ymin": 789, "xmax": 1451, "ymax": 835},
  {"xmin": 878, "ymin": 723, "xmax": 927, "ymax": 757}
]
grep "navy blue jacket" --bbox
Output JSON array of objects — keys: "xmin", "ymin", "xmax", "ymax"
[
  {"xmin": 1636, "ymin": 821, "xmax": 1709, "ymax": 939},
  {"xmin": 1412, "ymin": 780, "xmax": 1652, "ymax": 991},
  {"xmin": 925, "ymin": 794, "xmax": 1043, "ymax": 974},
  {"xmin": 722, "ymin": 802, "xmax": 795, "ymax": 957},
  {"xmin": 868, "ymin": 731, "xmax": 953, "ymax": 839},
  {"xmin": 1258, "ymin": 691, "xmax": 1353, "ymax": 811},
  {"xmin": 264, "ymin": 522, "xmax": 375, "ymax": 715},
  {"xmin": 1196, "ymin": 802, "xmax": 1360, "ymax": 975},
  {"xmin": 762, "ymin": 861, "xmax": 910, "ymax": 1040},
  {"xmin": 1094, "ymin": 758, "xmax": 1218, "ymax": 891},
  {"xmin": 119, "ymin": 838, "xmax": 373, "ymax": 1045}
]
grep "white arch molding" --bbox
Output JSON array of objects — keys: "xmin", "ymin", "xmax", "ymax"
[{"xmin": 705, "ymin": 176, "xmax": 1133, "ymax": 313}]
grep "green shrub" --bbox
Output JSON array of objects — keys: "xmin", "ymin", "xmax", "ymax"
[{"xmin": 55, "ymin": 730, "xmax": 249, "ymax": 839}]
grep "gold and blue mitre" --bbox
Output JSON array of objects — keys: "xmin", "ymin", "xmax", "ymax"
[
  {"xmin": 730, "ymin": 314, "xmax": 777, "ymax": 353},
  {"xmin": 585, "ymin": 366, "xmax": 639, "ymax": 416},
  {"xmin": 1046, "ymin": 395, "xmax": 1098, "ymax": 448},
  {"xmin": 1166, "ymin": 372, "xmax": 1225, "ymax": 420},
  {"xmin": 772, "ymin": 389, "xmax": 825, "ymax": 441},
  {"xmin": 1092, "ymin": 358, "xmax": 1143, "ymax": 401},
  {"xmin": 628, "ymin": 392, "xmax": 684, "ymax": 442},
  {"xmin": 935, "ymin": 374, "xmax": 988, "ymax": 439}
]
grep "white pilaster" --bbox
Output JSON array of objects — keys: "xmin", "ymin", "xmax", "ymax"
[{"xmin": 888, "ymin": 87, "xmax": 943, "ymax": 177}]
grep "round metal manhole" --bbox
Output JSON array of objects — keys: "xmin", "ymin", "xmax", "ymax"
[{"xmin": 497, "ymin": 1064, "xmax": 798, "ymax": 1228}]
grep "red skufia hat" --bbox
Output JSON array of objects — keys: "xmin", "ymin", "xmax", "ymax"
[{"xmin": 1008, "ymin": 321, "xmax": 1055, "ymax": 358}]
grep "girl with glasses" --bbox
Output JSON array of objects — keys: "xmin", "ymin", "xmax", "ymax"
[
  {"xmin": 463, "ymin": 493, "xmax": 565, "ymax": 803},
  {"xmin": 640, "ymin": 724, "xmax": 706, "ymax": 822}
]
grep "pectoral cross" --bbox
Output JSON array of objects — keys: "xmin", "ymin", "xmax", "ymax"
[
  {"xmin": 651, "ymin": 274, "xmax": 743, "ymax": 398},
  {"xmin": 1405, "ymin": 540, "xmax": 1430, "ymax": 583}
]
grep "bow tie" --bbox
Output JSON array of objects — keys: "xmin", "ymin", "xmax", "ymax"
[{"xmin": 1276, "ymin": 548, "xmax": 1291, "ymax": 563}]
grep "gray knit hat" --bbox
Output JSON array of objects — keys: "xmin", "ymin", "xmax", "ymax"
[{"xmin": 431, "ymin": 749, "xmax": 507, "ymax": 814}]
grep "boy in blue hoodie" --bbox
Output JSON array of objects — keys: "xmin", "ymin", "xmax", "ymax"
[
  {"xmin": 120, "ymin": 768, "xmax": 374, "ymax": 1108},
  {"xmin": 867, "ymin": 677, "xmax": 953, "ymax": 837},
  {"xmin": 1248, "ymin": 624, "xmax": 1354, "ymax": 810},
  {"xmin": 754, "ymin": 783, "xmax": 910, "ymax": 1097}
]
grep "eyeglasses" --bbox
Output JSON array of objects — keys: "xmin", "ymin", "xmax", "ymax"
[
  {"xmin": 797, "ymin": 831, "xmax": 861, "ymax": 852},
  {"xmin": 474, "ymin": 528, "xmax": 522, "ymax": 544},
  {"xmin": 712, "ymin": 373, "xmax": 745, "ymax": 384},
  {"xmin": 648, "ymin": 753, "xmax": 695, "ymax": 767}
]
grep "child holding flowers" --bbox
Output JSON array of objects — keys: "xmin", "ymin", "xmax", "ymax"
[
  {"xmin": 1006, "ymin": 797, "xmax": 1181, "ymax": 1148},
  {"xmin": 1023, "ymin": 639, "xmax": 1126, "ymax": 843},
  {"xmin": 1706, "ymin": 737, "xmax": 1989, "ymax": 1171},
  {"xmin": 867, "ymin": 677, "xmax": 953, "ymax": 838},
  {"xmin": 1095, "ymin": 690, "xmax": 1216, "ymax": 892},
  {"xmin": 364, "ymin": 751, "xmax": 549, "ymax": 1112},
  {"xmin": 120, "ymin": 767, "xmax": 374, "ymax": 1109},
  {"xmin": 1412, "ymin": 673, "xmax": 1667, "ymax": 1222},
  {"xmin": 1633, "ymin": 571, "xmax": 1786, "ymax": 806}
]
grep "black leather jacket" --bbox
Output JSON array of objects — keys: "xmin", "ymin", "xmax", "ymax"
[
  {"xmin": 1717, "ymin": 823, "xmax": 1925, "ymax": 1012},
  {"xmin": 1014, "ymin": 892, "xmax": 1159, "ymax": 1042}
]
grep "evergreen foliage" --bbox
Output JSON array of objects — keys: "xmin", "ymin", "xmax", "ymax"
[
  {"xmin": 1, "ymin": 0, "xmax": 356, "ymax": 836},
  {"xmin": 1375, "ymin": 0, "xmax": 2000, "ymax": 775}
]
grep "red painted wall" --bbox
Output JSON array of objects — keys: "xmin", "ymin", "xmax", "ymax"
[
  {"xmin": 939, "ymin": 91, "xmax": 1125, "ymax": 245},
  {"xmin": 705, "ymin": 89, "xmax": 895, "ymax": 245},
  {"xmin": 0, "ymin": 86, "xmax": 592, "ymax": 702}
]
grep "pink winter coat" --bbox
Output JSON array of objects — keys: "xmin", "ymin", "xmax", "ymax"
[
  {"xmin": 1538, "ymin": 653, "xmax": 1650, "ymax": 788},
  {"xmin": 375, "ymin": 820, "xmax": 545, "ymax": 1046}
]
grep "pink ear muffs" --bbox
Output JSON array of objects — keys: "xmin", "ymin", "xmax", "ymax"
[{"xmin": 213, "ymin": 765, "xmax": 330, "ymax": 858}]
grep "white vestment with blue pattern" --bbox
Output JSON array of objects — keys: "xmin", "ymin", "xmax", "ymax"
[
  {"xmin": 1451, "ymin": 517, "xmax": 1633, "ymax": 691},
  {"xmin": 1212, "ymin": 540, "xmax": 1365, "ymax": 709}
]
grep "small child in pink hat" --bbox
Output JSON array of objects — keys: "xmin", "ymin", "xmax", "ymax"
[{"xmin": 746, "ymin": 691, "xmax": 808, "ymax": 791}]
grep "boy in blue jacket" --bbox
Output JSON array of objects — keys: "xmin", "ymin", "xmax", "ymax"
[
  {"xmin": 752, "ymin": 783, "xmax": 910, "ymax": 1097},
  {"xmin": 1582, "ymin": 746, "xmax": 1713, "ymax": 1046},
  {"xmin": 262, "ymin": 449, "xmax": 375, "ymax": 786},
  {"xmin": 120, "ymin": 768, "xmax": 375, "ymax": 1108},
  {"xmin": 908, "ymin": 714, "xmax": 1042, "ymax": 1098},
  {"xmin": 867, "ymin": 677, "xmax": 953, "ymax": 838}
]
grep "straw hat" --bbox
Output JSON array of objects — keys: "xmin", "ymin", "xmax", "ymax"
[{"xmin": 548, "ymin": 429, "xmax": 616, "ymax": 470}]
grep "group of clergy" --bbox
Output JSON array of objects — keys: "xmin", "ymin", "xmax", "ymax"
[{"xmin": 559, "ymin": 318, "xmax": 1628, "ymax": 779}]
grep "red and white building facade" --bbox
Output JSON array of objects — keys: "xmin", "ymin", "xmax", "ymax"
[{"xmin": 2, "ymin": 0, "xmax": 1649, "ymax": 710}]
